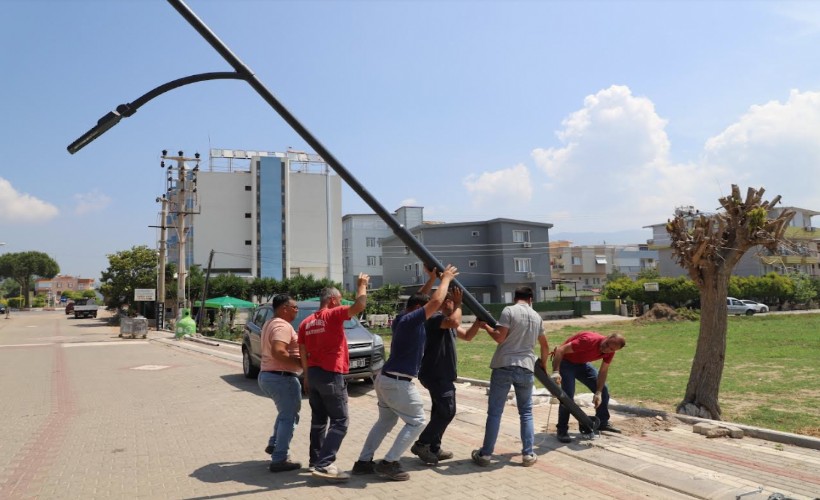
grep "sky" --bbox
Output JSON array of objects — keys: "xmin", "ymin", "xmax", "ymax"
[{"xmin": 2, "ymin": 0, "xmax": 820, "ymax": 281}]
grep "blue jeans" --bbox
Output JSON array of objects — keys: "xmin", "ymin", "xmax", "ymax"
[
  {"xmin": 556, "ymin": 360, "xmax": 610, "ymax": 433},
  {"xmin": 359, "ymin": 374, "xmax": 426, "ymax": 463},
  {"xmin": 258, "ymin": 371, "xmax": 302, "ymax": 463},
  {"xmin": 479, "ymin": 366, "xmax": 534, "ymax": 456},
  {"xmin": 307, "ymin": 367, "xmax": 349, "ymax": 468}
]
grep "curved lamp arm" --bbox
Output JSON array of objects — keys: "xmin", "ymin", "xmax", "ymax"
[{"xmin": 67, "ymin": 71, "xmax": 245, "ymax": 154}]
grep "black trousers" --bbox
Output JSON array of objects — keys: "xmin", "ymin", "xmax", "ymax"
[
  {"xmin": 416, "ymin": 378, "xmax": 456, "ymax": 452},
  {"xmin": 306, "ymin": 366, "xmax": 349, "ymax": 468}
]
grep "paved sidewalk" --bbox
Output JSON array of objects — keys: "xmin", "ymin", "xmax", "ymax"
[
  {"xmin": 151, "ymin": 332, "xmax": 820, "ymax": 500},
  {"xmin": 2, "ymin": 312, "xmax": 818, "ymax": 500}
]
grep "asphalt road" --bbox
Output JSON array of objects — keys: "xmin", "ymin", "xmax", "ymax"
[{"xmin": 1, "ymin": 310, "xmax": 818, "ymax": 500}]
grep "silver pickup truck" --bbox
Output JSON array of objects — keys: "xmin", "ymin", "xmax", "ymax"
[{"xmin": 73, "ymin": 298, "xmax": 99, "ymax": 319}]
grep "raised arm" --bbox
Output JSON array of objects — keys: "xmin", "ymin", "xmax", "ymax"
[
  {"xmin": 347, "ymin": 272, "xmax": 370, "ymax": 318},
  {"xmin": 418, "ymin": 265, "xmax": 437, "ymax": 295},
  {"xmin": 440, "ymin": 287, "xmax": 463, "ymax": 329},
  {"xmin": 423, "ymin": 264, "xmax": 458, "ymax": 319},
  {"xmin": 457, "ymin": 319, "xmax": 484, "ymax": 341}
]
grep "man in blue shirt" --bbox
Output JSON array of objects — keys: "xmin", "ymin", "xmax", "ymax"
[{"xmin": 352, "ymin": 264, "xmax": 458, "ymax": 481}]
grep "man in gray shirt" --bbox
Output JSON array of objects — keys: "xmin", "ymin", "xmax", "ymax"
[{"xmin": 472, "ymin": 287, "xmax": 550, "ymax": 467}]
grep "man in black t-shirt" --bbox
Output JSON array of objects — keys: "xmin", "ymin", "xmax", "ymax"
[{"xmin": 412, "ymin": 287, "xmax": 484, "ymax": 465}]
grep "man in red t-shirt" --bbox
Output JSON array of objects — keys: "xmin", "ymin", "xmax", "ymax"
[
  {"xmin": 550, "ymin": 331, "xmax": 626, "ymax": 443},
  {"xmin": 298, "ymin": 273, "xmax": 369, "ymax": 481}
]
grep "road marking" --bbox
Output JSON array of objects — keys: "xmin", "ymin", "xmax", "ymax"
[
  {"xmin": 131, "ymin": 365, "xmax": 171, "ymax": 371},
  {"xmin": 0, "ymin": 343, "xmax": 53, "ymax": 348},
  {"xmin": 62, "ymin": 341, "xmax": 150, "ymax": 347}
]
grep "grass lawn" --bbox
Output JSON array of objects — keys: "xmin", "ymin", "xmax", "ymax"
[{"xmin": 372, "ymin": 312, "xmax": 820, "ymax": 436}]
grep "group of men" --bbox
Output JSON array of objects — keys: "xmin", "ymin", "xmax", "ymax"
[{"xmin": 257, "ymin": 266, "xmax": 626, "ymax": 482}]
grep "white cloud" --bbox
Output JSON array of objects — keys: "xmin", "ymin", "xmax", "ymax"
[
  {"xmin": 703, "ymin": 89, "xmax": 820, "ymax": 210},
  {"xmin": 0, "ymin": 177, "xmax": 59, "ymax": 223},
  {"xmin": 463, "ymin": 163, "xmax": 533, "ymax": 207},
  {"xmin": 73, "ymin": 190, "xmax": 112, "ymax": 215},
  {"xmin": 459, "ymin": 85, "xmax": 820, "ymax": 235}
]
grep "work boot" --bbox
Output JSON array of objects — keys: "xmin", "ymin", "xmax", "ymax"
[
  {"xmin": 600, "ymin": 423, "xmax": 622, "ymax": 434},
  {"xmin": 556, "ymin": 431, "xmax": 572, "ymax": 443},
  {"xmin": 436, "ymin": 449, "xmax": 454, "ymax": 461},
  {"xmin": 269, "ymin": 459, "xmax": 301, "ymax": 472},
  {"xmin": 471, "ymin": 449, "xmax": 491, "ymax": 467},
  {"xmin": 375, "ymin": 460, "xmax": 410, "ymax": 481},
  {"xmin": 352, "ymin": 460, "xmax": 375, "ymax": 475},
  {"xmin": 410, "ymin": 442, "xmax": 439, "ymax": 465}
]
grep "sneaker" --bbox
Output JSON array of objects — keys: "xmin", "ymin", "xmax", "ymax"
[
  {"xmin": 436, "ymin": 449, "xmax": 454, "ymax": 461},
  {"xmin": 269, "ymin": 459, "xmax": 301, "ymax": 472},
  {"xmin": 556, "ymin": 431, "xmax": 572, "ymax": 444},
  {"xmin": 522, "ymin": 454, "xmax": 537, "ymax": 467},
  {"xmin": 471, "ymin": 449, "xmax": 491, "ymax": 467},
  {"xmin": 410, "ymin": 442, "xmax": 439, "ymax": 465},
  {"xmin": 264, "ymin": 445, "xmax": 274, "ymax": 455},
  {"xmin": 311, "ymin": 463, "xmax": 349, "ymax": 481},
  {"xmin": 600, "ymin": 423, "xmax": 622, "ymax": 434},
  {"xmin": 374, "ymin": 460, "xmax": 410, "ymax": 481},
  {"xmin": 352, "ymin": 460, "xmax": 376, "ymax": 475}
]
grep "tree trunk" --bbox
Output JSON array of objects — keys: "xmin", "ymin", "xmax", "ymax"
[{"xmin": 676, "ymin": 270, "xmax": 729, "ymax": 420}]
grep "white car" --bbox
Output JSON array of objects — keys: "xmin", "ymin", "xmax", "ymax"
[{"xmin": 740, "ymin": 300, "xmax": 769, "ymax": 313}]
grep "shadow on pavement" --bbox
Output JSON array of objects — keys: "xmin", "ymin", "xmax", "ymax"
[
  {"xmin": 186, "ymin": 460, "xmax": 366, "ymax": 498},
  {"xmin": 220, "ymin": 374, "xmax": 267, "ymax": 399}
]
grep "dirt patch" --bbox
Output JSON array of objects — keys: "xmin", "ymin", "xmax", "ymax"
[
  {"xmin": 796, "ymin": 426, "xmax": 820, "ymax": 437},
  {"xmin": 634, "ymin": 303, "xmax": 684, "ymax": 323},
  {"xmin": 616, "ymin": 415, "xmax": 676, "ymax": 436}
]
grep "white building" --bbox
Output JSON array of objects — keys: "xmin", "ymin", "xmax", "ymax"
[{"xmin": 176, "ymin": 148, "xmax": 342, "ymax": 282}]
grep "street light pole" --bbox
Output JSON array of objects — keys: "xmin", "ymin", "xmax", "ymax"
[
  {"xmin": 65, "ymin": 0, "xmax": 600, "ymax": 432},
  {"xmin": 157, "ymin": 195, "xmax": 168, "ymax": 330}
]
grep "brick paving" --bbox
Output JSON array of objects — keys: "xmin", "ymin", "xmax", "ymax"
[{"xmin": 1, "ymin": 311, "xmax": 818, "ymax": 499}]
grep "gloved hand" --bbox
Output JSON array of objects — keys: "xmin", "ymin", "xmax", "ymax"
[
  {"xmin": 593, "ymin": 392, "xmax": 602, "ymax": 408},
  {"xmin": 550, "ymin": 372, "xmax": 562, "ymax": 385}
]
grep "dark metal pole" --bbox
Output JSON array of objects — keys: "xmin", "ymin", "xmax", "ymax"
[
  {"xmin": 164, "ymin": 0, "xmax": 596, "ymax": 427},
  {"xmin": 166, "ymin": 0, "xmax": 494, "ymax": 326}
]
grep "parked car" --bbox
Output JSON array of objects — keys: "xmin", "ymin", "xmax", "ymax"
[
  {"xmin": 0, "ymin": 304, "xmax": 5, "ymax": 314},
  {"xmin": 727, "ymin": 297, "xmax": 756, "ymax": 316},
  {"xmin": 740, "ymin": 300, "xmax": 769, "ymax": 313},
  {"xmin": 72, "ymin": 298, "xmax": 99, "ymax": 318},
  {"xmin": 65, "ymin": 301, "xmax": 75, "ymax": 315},
  {"xmin": 242, "ymin": 300, "xmax": 385, "ymax": 381}
]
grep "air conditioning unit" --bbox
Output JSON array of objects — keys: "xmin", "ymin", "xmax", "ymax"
[
  {"xmin": 526, "ymin": 272, "xmax": 535, "ymax": 279},
  {"xmin": 522, "ymin": 242, "xmax": 532, "ymax": 248}
]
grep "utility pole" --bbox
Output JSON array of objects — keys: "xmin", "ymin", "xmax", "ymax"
[
  {"xmin": 161, "ymin": 150, "xmax": 200, "ymax": 320},
  {"xmin": 156, "ymin": 194, "xmax": 168, "ymax": 330},
  {"xmin": 197, "ymin": 249, "xmax": 215, "ymax": 333}
]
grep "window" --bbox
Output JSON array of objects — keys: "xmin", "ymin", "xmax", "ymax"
[
  {"xmin": 366, "ymin": 237, "xmax": 376, "ymax": 247},
  {"xmin": 342, "ymin": 238, "xmax": 349, "ymax": 250},
  {"xmin": 514, "ymin": 258, "xmax": 532, "ymax": 273},
  {"xmin": 468, "ymin": 260, "xmax": 478, "ymax": 268},
  {"xmin": 245, "ymin": 186, "xmax": 252, "ymax": 191},
  {"xmin": 595, "ymin": 255, "xmax": 607, "ymax": 264},
  {"xmin": 572, "ymin": 256, "xmax": 582, "ymax": 265},
  {"xmin": 245, "ymin": 240, "xmax": 252, "ymax": 245},
  {"xmin": 244, "ymin": 213, "xmax": 251, "ymax": 218},
  {"xmin": 367, "ymin": 256, "xmax": 377, "ymax": 266},
  {"xmin": 377, "ymin": 238, "xmax": 383, "ymax": 247},
  {"xmin": 379, "ymin": 256, "xmax": 383, "ymax": 266},
  {"xmin": 512, "ymin": 230, "xmax": 530, "ymax": 243},
  {"xmin": 471, "ymin": 230, "xmax": 480, "ymax": 237}
]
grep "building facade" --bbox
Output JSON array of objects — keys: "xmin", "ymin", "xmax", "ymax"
[
  {"xmin": 381, "ymin": 218, "xmax": 553, "ymax": 303},
  {"xmin": 549, "ymin": 242, "xmax": 657, "ymax": 291},
  {"xmin": 341, "ymin": 206, "xmax": 424, "ymax": 291},
  {"xmin": 168, "ymin": 149, "xmax": 343, "ymax": 283}
]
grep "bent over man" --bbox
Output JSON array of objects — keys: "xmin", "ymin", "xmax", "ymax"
[{"xmin": 551, "ymin": 331, "xmax": 626, "ymax": 443}]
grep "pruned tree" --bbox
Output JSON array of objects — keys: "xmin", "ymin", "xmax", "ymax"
[{"xmin": 666, "ymin": 185, "xmax": 794, "ymax": 419}]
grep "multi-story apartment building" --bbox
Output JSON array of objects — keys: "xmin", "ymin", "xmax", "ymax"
[
  {"xmin": 341, "ymin": 206, "xmax": 424, "ymax": 291},
  {"xmin": 647, "ymin": 206, "xmax": 819, "ymax": 278},
  {"xmin": 549, "ymin": 242, "xmax": 657, "ymax": 291},
  {"xmin": 382, "ymin": 218, "xmax": 553, "ymax": 303},
  {"xmin": 167, "ymin": 149, "xmax": 342, "ymax": 283}
]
